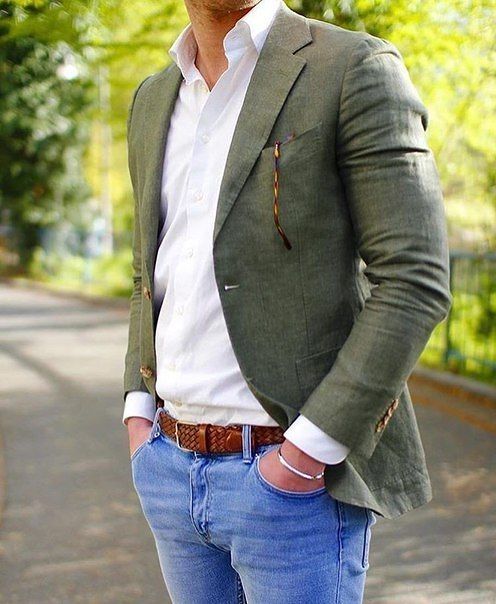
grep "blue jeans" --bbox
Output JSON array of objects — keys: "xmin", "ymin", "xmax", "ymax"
[{"xmin": 131, "ymin": 407, "xmax": 376, "ymax": 604}]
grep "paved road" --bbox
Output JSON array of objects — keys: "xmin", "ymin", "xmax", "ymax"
[{"xmin": 0, "ymin": 282, "xmax": 495, "ymax": 604}]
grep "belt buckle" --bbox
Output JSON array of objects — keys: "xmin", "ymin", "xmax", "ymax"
[{"xmin": 175, "ymin": 419, "xmax": 198, "ymax": 452}]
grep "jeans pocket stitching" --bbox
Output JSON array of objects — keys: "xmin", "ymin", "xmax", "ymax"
[
  {"xmin": 254, "ymin": 448, "xmax": 328, "ymax": 498},
  {"xmin": 361, "ymin": 508, "xmax": 374, "ymax": 569},
  {"xmin": 130, "ymin": 438, "xmax": 148, "ymax": 463}
]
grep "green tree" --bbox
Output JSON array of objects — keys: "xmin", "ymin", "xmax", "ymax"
[{"xmin": 0, "ymin": 1, "xmax": 93, "ymax": 266}]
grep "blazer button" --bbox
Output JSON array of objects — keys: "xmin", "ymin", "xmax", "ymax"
[
  {"xmin": 139, "ymin": 365, "xmax": 154, "ymax": 379},
  {"xmin": 143, "ymin": 286, "xmax": 152, "ymax": 300}
]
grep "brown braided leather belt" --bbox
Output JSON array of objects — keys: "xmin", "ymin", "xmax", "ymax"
[{"xmin": 156, "ymin": 398, "xmax": 285, "ymax": 454}]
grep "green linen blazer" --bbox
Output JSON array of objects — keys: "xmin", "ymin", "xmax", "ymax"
[{"xmin": 124, "ymin": 1, "xmax": 452, "ymax": 519}]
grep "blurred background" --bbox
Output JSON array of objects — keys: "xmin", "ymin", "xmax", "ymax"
[{"xmin": 0, "ymin": 1, "xmax": 495, "ymax": 603}]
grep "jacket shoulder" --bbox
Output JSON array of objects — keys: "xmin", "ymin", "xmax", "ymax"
[
  {"xmin": 305, "ymin": 16, "xmax": 396, "ymax": 62},
  {"xmin": 131, "ymin": 63, "xmax": 174, "ymax": 105},
  {"xmin": 127, "ymin": 63, "xmax": 177, "ymax": 134}
]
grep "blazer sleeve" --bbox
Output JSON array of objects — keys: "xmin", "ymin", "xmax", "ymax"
[
  {"xmin": 297, "ymin": 36, "xmax": 452, "ymax": 460},
  {"xmin": 123, "ymin": 75, "xmax": 154, "ymax": 401}
]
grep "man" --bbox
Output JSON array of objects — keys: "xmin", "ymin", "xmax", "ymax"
[{"xmin": 123, "ymin": 0, "xmax": 452, "ymax": 601}]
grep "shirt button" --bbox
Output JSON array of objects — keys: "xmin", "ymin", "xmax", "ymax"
[
  {"xmin": 167, "ymin": 361, "xmax": 176, "ymax": 370},
  {"xmin": 176, "ymin": 305, "xmax": 184, "ymax": 315},
  {"xmin": 194, "ymin": 190, "xmax": 203, "ymax": 201},
  {"xmin": 186, "ymin": 247, "xmax": 194, "ymax": 258},
  {"xmin": 201, "ymin": 133, "xmax": 210, "ymax": 144}
]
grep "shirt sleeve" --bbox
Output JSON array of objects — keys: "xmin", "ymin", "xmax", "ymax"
[
  {"xmin": 283, "ymin": 413, "xmax": 350, "ymax": 465},
  {"xmin": 122, "ymin": 391, "xmax": 156, "ymax": 426}
]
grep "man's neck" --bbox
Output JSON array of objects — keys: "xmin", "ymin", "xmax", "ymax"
[{"xmin": 183, "ymin": 0, "xmax": 260, "ymax": 89}]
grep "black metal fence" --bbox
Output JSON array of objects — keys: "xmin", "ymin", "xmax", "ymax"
[{"xmin": 424, "ymin": 250, "xmax": 496, "ymax": 384}]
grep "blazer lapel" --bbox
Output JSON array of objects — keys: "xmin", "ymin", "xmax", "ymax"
[{"xmin": 212, "ymin": 3, "xmax": 312, "ymax": 245}]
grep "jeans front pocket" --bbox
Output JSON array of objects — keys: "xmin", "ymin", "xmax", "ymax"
[
  {"xmin": 130, "ymin": 407, "xmax": 165, "ymax": 464},
  {"xmin": 130, "ymin": 437, "xmax": 149, "ymax": 463},
  {"xmin": 253, "ymin": 446, "xmax": 328, "ymax": 498}
]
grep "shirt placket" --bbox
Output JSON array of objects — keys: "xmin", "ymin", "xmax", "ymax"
[{"xmin": 170, "ymin": 72, "xmax": 227, "ymax": 383}]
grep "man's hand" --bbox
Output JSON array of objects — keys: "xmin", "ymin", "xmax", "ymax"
[
  {"xmin": 127, "ymin": 417, "xmax": 153, "ymax": 459},
  {"xmin": 258, "ymin": 439, "xmax": 326, "ymax": 492}
]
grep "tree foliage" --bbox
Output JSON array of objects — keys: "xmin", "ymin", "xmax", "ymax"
[{"xmin": 0, "ymin": 0, "xmax": 93, "ymax": 265}]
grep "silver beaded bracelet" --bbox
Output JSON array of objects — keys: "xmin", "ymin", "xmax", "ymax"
[{"xmin": 277, "ymin": 445, "xmax": 326, "ymax": 480}]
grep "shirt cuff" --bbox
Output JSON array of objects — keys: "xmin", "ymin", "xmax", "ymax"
[
  {"xmin": 122, "ymin": 391, "xmax": 156, "ymax": 426},
  {"xmin": 283, "ymin": 413, "xmax": 351, "ymax": 465}
]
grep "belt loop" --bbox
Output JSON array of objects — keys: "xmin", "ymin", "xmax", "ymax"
[{"xmin": 242, "ymin": 424, "xmax": 253, "ymax": 463}]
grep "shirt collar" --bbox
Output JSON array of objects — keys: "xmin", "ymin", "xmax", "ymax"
[{"xmin": 168, "ymin": 0, "xmax": 282, "ymax": 85}]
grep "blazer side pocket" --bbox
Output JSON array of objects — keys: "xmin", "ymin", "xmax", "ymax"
[{"xmin": 295, "ymin": 344, "xmax": 342, "ymax": 403}]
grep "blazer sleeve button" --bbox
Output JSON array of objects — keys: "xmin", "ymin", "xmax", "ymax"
[
  {"xmin": 143, "ymin": 286, "xmax": 152, "ymax": 300},
  {"xmin": 139, "ymin": 365, "xmax": 154, "ymax": 379}
]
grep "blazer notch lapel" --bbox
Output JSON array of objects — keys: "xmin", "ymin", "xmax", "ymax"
[{"xmin": 212, "ymin": 5, "xmax": 313, "ymax": 246}]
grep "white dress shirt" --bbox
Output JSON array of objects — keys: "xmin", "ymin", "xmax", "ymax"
[{"xmin": 123, "ymin": 0, "xmax": 350, "ymax": 465}]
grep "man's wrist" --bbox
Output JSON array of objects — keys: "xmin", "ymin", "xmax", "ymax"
[
  {"xmin": 280, "ymin": 439, "xmax": 326, "ymax": 473},
  {"xmin": 126, "ymin": 416, "xmax": 153, "ymax": 428}
]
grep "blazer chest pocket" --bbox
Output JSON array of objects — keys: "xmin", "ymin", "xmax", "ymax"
[
  {"xmin": 295, "ymin": 344, "xmax": 341, "ymax": 402},
  {"xmin": 256, "ymin": 120, "xmax": 324, "ymax": 178}
]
